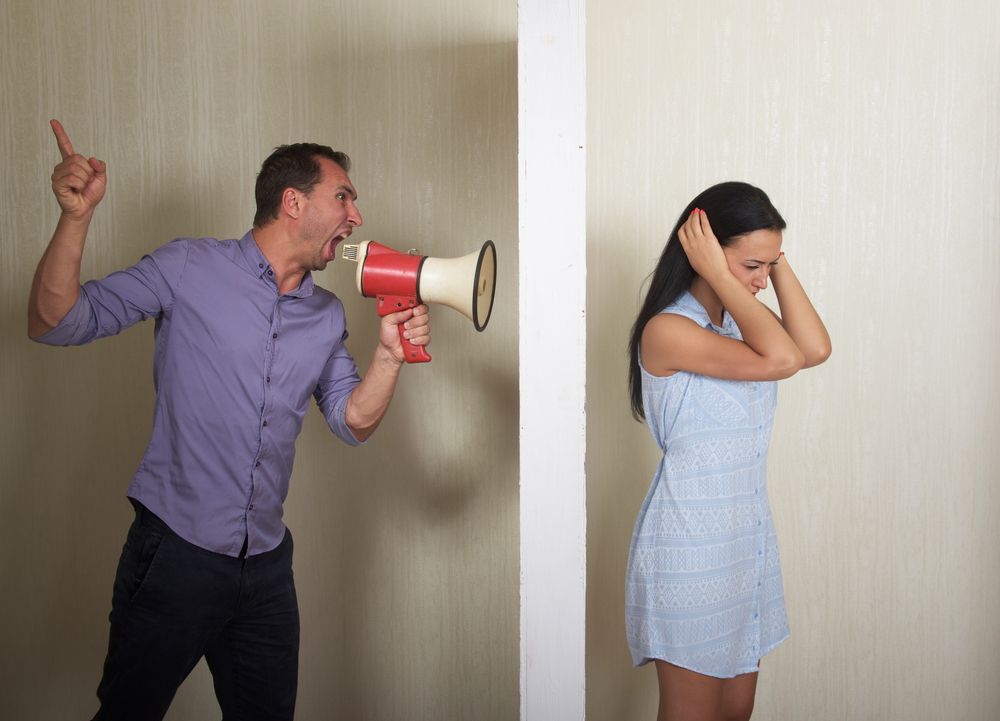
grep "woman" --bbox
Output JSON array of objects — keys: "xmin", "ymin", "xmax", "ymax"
[{"xmin": 625, "ymin": 182, "xmax": 831, "ymax": 721}]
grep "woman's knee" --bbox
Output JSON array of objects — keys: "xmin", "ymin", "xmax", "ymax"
[
  {"xmin": 719, "ymin": 670, "xmax": 757, "ymax": 721},
  {"xmin": 721, "ymin": 697, "xmax": 754, "ymax": 721}
]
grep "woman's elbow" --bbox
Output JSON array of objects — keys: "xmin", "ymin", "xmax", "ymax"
[{"xmin": 802, "ymin": 341, "xmax": 832, "ymax": 369}]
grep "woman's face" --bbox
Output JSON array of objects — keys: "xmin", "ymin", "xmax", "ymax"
[{"xmin": 723, "ymin": 229, "xmax": 783, "ymax": 295}]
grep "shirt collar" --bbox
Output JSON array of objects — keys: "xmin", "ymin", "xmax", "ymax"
[
  {"xmin": 678, "ymin": 290, "xmax": 736, "ymax": 334},
  {"xmin": 238, "ymin": 230, "xmax": 314, "ymax": 298},
  {"xmin": 718, "ymin": 310, "xmax": 737, "ymax": 334}
]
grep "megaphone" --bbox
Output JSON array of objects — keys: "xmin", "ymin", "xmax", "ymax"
[{"xmin": 341, "ymin": 240, "xmax": 497, "ymax": 363}]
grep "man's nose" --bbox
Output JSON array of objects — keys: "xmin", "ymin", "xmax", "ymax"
[{"xmin": 348, "ymin": 202, "xmax": 363, "ymax": 227}]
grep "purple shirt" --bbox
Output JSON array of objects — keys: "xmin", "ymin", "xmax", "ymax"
[{"xmin": 35, "ymin": 231, "xmax": 363, "ymax": 556}]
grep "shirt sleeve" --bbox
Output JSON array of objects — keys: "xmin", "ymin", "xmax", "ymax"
[
  {"xmin": 314, "ymin": 326, "xmax": 365, "ymax": 446},
  {"xmin": 33, "ymin": 239, "xmax": 190, "ymax": 346}
]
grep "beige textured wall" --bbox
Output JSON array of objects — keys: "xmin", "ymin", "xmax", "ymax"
[
  {"xmin": 587, "ymin": 1, "xmax": 1000, "ymax": 720},
  {"xmin": 0, "ymin": 2, "xmax": 517, "ymax": 720}
]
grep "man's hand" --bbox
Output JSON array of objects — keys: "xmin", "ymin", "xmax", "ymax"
[
  {"xmin": 344, "ymin": 305, "xmax": 432, "ymax": 441},
  {"xmin": 50, "ymin": 119, "xmax": 106, "ymax": 219},
  {"xmin": 378, "ymin": 305, "xmax": 431, "ymax": 364}
]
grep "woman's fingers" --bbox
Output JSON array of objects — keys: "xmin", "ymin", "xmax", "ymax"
[
  {"xmin": 678, "ymin": 209, "xmax": 730, "ymax": 281},
  {"xmin": 697, "ymin": 208, "xmax": 715, "ymax": 238}
]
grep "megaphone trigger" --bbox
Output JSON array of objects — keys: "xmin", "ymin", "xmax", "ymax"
[
  {"xmin": 395, "ymin": 315, "xmax": 431, "ymax": 364},
  {"xmin": 374, "ymin": 292, "xmax": 431, "ymax": 363}
]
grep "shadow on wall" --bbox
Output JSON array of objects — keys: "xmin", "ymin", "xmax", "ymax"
[
  {"xmin": 585, "ymin": 202, "xmax": 676, "ymax": 721},
  {"xmin": 285, "ymin": 41, "xmax": 519, "ymax": 716}
]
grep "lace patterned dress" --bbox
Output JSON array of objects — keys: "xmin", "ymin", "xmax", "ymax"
[{"xmin": 625, "ymin": 291, "xmax": 790, "ymax": 678}]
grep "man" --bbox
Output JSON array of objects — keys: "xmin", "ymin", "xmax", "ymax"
[{"xmin": 28, "ymin": 120, "xmax": 431, "ymax": 720}]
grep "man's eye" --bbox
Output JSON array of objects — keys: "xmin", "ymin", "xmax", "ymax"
[{"xmin": 336, "ymin": 193, "xmax": 346, "ymax": 201}]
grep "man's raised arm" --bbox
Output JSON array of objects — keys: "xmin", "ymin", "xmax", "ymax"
[{"xmin": 28, "ymin": 119, "xmax": 107, "ymax": 338}]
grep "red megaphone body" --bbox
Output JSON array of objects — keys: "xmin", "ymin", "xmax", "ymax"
[{"xmin": 346, "ymin": 241, "xmax": 430, "ymax": 362}]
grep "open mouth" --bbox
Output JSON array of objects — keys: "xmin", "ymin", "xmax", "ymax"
[{"xmin": 325, "ymin": 231, "xmax": 352, "ymax": 260}]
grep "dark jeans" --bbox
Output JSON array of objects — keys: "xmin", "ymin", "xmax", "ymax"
[{"xmin": 92, "ymin": 501, "xmax": 299, "ymax": 721}]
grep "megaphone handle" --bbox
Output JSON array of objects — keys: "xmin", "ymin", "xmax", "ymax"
[{"xmin": 397, "ymin": 323, "xmax": 432, "ymax": 364}]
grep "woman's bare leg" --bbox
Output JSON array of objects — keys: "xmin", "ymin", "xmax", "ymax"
[
  {"xmin": 654, "ymin": 661, "xmax": 723, "ymax": 721},
  {"xmin": 654, "ymin": 661, "xmax": 760, "ymax": 721},
  {"xmin": 720, "ymin": 670, "xmax": 758, "ymax": 721}
]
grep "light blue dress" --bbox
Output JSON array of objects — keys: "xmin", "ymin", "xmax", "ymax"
[{"xmin": 625, "ymin": 291, "xmax": 790, "ymax": 678}]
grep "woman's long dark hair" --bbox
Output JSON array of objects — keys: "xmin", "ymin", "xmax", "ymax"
[{"xmin": 628, "ymin": 181, "xmax": 786, "ymax": 420}]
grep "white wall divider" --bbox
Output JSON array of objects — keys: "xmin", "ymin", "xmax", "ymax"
[{"xmin": 518, "ymin": 0, "xmax": 587, "ymax": 718}]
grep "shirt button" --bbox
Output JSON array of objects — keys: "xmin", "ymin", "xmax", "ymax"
[
  {"xmin": 272, "ymin": 333, "xmax": 278, "ymax": 339},
  {"xmin": 255, "ymin": 461, "xmax": 261, "ymax": 467},
  {"xmin": 263, "ymin": 420, "xmax": 268, "ymax": 427},
  {"xmin": 258, "ymin": 263, "xmax": 264, "ymax": 269},
  {"xmin": 266, "ymin": 376, "xmax": 271, "ymax": 383},
  {"xmin": 267, "ymin": 269, "xmax": 273, "ymax": 276},
  {"xmin": 249, "ymin": 504, "xmax": 254, "ymax": 511}
]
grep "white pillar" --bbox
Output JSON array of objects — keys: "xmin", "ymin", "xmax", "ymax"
[{"xmin": 518, "ymin": 0, "xmax": 586, "ymax": 718}]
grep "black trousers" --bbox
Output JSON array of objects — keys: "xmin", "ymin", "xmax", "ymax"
[{"xmin": 92, "ymin": 501, "xmax": 299, "ymax": 721}]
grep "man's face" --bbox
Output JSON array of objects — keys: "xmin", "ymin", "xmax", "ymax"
[{"xmin": 299, "ymin": 157, "xmax": 363, "ymax": 271}]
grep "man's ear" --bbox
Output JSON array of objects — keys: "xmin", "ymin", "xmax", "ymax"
[{"xmin": 281, "ymin": 187, "xmax": 303, "ymax": 219}]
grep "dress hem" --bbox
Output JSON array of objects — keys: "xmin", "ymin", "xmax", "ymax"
[{"xmin": 630, "ymin": 631, "xmax": 790, "ymax": 679}]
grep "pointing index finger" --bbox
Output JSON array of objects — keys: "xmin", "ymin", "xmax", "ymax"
[{"xmin": 50, "ymin": 119, "xmax": 75, "ymax": 160}]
